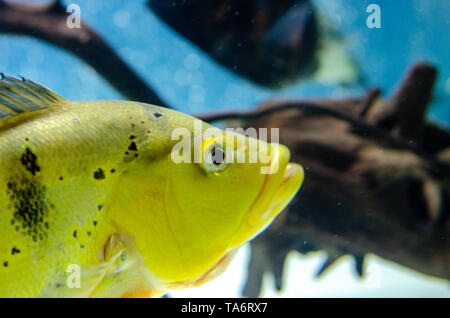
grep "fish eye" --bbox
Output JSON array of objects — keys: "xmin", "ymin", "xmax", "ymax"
[
  {"xmin": 203, "ymin": 141, "xmax": 228, "ymax": 173},
  {"xmin": 211, "ymin": 148, "xmax": 224, "ymax": 165}
]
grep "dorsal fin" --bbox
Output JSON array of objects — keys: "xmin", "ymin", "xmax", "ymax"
[{"xmin": 0, "ymin": 74, "xmax": 66, "ymax": 118}]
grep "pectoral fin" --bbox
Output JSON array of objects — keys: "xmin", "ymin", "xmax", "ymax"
[
  {"xmin": 40, "ymin": 235, "xmax": 125, "ymax": 298},
  {"xmin": 41, "ymin": 233, "xmax": 164, "ymax": 298},
  {"xmin": 89, "ymin": 233, "xmax": 165, "ymax": 298},
  {"xmin": 40, "ymin": 259, "xmax": 119, "ymax": 298}
]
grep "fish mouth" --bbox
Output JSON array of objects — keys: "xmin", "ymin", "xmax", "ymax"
[{"xmin": 230, "ymin": 144, "xmax": 304, "ymax": 248}]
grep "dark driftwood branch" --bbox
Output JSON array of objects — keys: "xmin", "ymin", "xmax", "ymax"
[
  {"xmin": 365, "ymin": 63, "xmax": 437, "ymax": 142},
  {"xmin": 0, "ymin": 0, "xmax": 168, "ymax": 107},
  {"xmin": 203, "ymin": 63, "xmax": 449, "ymax": 296}
]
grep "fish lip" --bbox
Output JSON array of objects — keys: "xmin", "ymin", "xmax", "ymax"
[
  {"xmin": 228, "ymin": 146, "xmax": 304, "ymax": 249},
  {"xmin": 247, "ymin": 146, "xmax": 299, "ymax": 225},
  {"xmin": 251, "ymin": 162, "xmax": 302, "ymax": 224},
  {"xmin": 267, "ymin": 162, "xmax": 303, "ymax": 211}
]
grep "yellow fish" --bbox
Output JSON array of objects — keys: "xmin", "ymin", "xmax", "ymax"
[{"xmin": 0, "ymin": 74, "xmax": 304, "ymax": 297}]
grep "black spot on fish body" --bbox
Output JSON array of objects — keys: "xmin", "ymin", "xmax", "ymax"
[
  {"xmin": 93, "ymin": 168, "xmax": 105, "ymax": 180},
  {"xmin": 147, "ymin": 130, "xmax": 151, "ymax": 134},
  {"xmin": 154, "ymin": 112, "xmax": 162, "ymax": 118},
  {"xmin": 128, "ymin": 142, "xmax": 137, "ymax": 151},
  {"xmin": 87, "ymin": 231, "xmax": 91, "ymax": 236},
  {"xmin": 129, "ymin": 135, "xmax": 136, "ymax": 140},
  {"xmin": 7, "ymin": 176, "xmax": 51, "ymax": 241},
  {"xmin": 59, "ymin": 176, "xmax": 63, "ymax": 181},
  {"xmin": 11, "ymin": 247, "xmax": 20, "ymax": 255},
  {"xmin": 3, "ymin": 261, "xmax": 7, "ymax": 267},
  {"xmin": 20, "ymin": 148, "xmax": 40, "ymax": 176},
  {"xmin": 125, "ymin": 151, "xmax": 129, "ymax": 155},
  {"xmin": 93, "ymin": 221, "xmax": 97, "ymax": 226},
  {"xmin": 98, "ymin": 204, "xmax": 103, "ymax": 211},
  {"xmin": 110, "ymin": 169, "xmax": 115, "ymax": 173},
  {"xmin": 134, "ymin": 153, "xmax": 139, "ymax": 158},
  {"xmin": 73, "ymin": 230, "xmax": 77, "ymax": 238}
]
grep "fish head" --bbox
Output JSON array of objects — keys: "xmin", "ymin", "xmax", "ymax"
[
  {"xmin": 111, "ymin": 108, "xmax": 304, "ymax": 290},
  {"xmin": 162, "ymin": 128, "xmax": 304, "ymax": 289}
]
